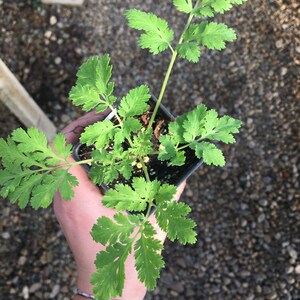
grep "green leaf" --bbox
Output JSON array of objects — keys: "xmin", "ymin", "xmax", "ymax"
[
  {"xmin": 129, "ymin": 129, "xmax": 153, "ymax": 157},
  {"xmin": 0, "ymin": 137, "xmax": 38, "ymax": 167},
  {"xmin": 168, "ymin": 116, "xmax": 187, "ymax": 144},
  {"xmin": 76, "ymin": 54, "xmax": 113, "ymax": 95},
  {"xmin": 80, "ymin": 120, "xmax": 116, "ymax": 149},
  {"xmin": 196, "ymin": 22, "xmax": 236, "ymax": 50},
  {"xmin": 169, "ymin": 150, "xmax": 186, "ymax": 166},
  {"xmin": 91, "ymin": 213, "xmax": 141, "ymax": 246},
  {"xmin": 194, "ymin": 0, "xmax": 247, "ymax": 17},
  {"xmin": 132, "ymin": 177, "xmax": 160, "ymax": 201},
  {"xmin": 125, "ymin": 9, "xmax": 174, "ymax": 54},
  {"xmin": 69, "ymin": 84, "xmax": 108, "ymax": 112},
  {"xmin": 52, "ymin": 133, "xmax": 72, "ymax": 160},
  {"xmin": 155, "ymin": 183, "xmax": 177, "ymax": 204},
  {"xmin": 0, "ymin": 130, "xmax": 77, "ymax": 208},
  {"xmin": 134, "ymin": 222, "xmax": 164, "ymax": 290},
  {"xmin": 10, "ymin": 173, "xmax": 45, "ymax": 208},
  {"xmin": 0, "ymin": 165, "xmax": 25, "ymax": 198},
  {"xmin": 193, "ymin": 142, "xmax": 225, "ymax": 166},
  {"xmin": 102, "ymin": 178, "xmax": 159, "ymax": 212},
  {"xmin": 114, "ymin": 117, "xmax": 142, "ymax": 145},
  {"xmin": 102, "ymin": 182, "xmax": 146, "ymax": 212},
  {"xmin": 212, "ymin": 0, "xmax": 233, "ymax": 13},
  {"xmin": 205, "ymin": 115, "xmax": 242, "ymax": 143},
  {"xmin": 89, "ymin": 164, "xmax": 104, "ymax": 185},
  {"xmin": 158, "ymin": 135, "xmax": 177, "ymax": 161},
  {"xmin": 155, "ymin": 201, "xmax": 197, "ymax": 244},
  {"xmin": 183, "ymin": 104, "xmax": 208, "ymax": 142},
  {"xmin": 118, "ymin": 85, "xmax": 151, "ymax": 118},
  {"xmin": 173, "ymin": 0, "xmax": 193, "ymax": 13},
  {"xmin": 90, "ymin": 148, "xmax": 134, "ymax": 185},
  {"xmin": 12, "ymin": 128, "xmax": 70, "ymax": 165},
  {"xmin": 12, "ymin": 128, "xmax": 60, "ymax": 163},
  {"xmin": 30, "ymin": 170, "xmax": 78, "ymax": 209},
  {"xmin": 177, "ymin": 42, "xmax": 201, "ymax": 63},
  {"xmin": 90, "ymin": 162, "xmax": 118, "ymax": 185},
  {"xmin": 70, "ymin": 55, "xmax": 116, "ymax": 112},
  {"xmin": 203, "ymin": 109, "xmax": 219, "ymax": 133},
  {"xmin": 118, "ymin": 156, "xmax": 134, "ymax": 181},
  {"xmin": 92, "ymin": 240, "xmax": 133, "ymax": 300}
]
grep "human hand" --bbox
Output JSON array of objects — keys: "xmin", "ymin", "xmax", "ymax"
[{"xmin": 53, "ymin": 111, "xmax": 186, "ymax": 300}]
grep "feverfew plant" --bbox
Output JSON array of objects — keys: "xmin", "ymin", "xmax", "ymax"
[{"xmin": 0, "ymin": 1, "xmax": 247, "ymax": 299}]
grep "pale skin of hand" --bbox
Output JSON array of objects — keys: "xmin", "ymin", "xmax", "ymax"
[{"xmin": 53, "ymin": 111, "xmax": 185, "ymax": 300}]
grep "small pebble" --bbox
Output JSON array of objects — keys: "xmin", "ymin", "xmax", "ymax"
[
  {"xmin": 22, "ymin": 286, "xmax": 29, "ymax": 299},
  {"xmin": 54, "ymin": 57, "xmax": 62, "ymax": 65},
  {"xmin": 281, "ymin": 67, "xmax": 288, "ymax": 76},
  {"xmin": 44, "ymin": 30, "xmax": 52, "ymax": 39},
  {"xmin": 49, "ymin": 16, "xmax": 57, "ymax": 26},
  {"xmin": 1, "ymin": 232, "xmax": 10, "ymax": 239},
  {"xmin": 18, "ymin": 256, "xmax": 26, "ymax": 266},
  {"xmin": 287, "ymin": 247, "xmax": 298, "ymax": 259},
  {"xmin": 29, "ymin": 283, "xmax": 42, "ymax": 293},
  {"xmin": 275, "ymin": 39, "xmax": 284, "ymax": 49},
  {"xmin": 49, "ymin": 284, "xmax": 60, "ymax": 298}
]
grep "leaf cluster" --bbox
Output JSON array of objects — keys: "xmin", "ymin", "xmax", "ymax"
[
  {"xmin": 0, "ymin": 128, "xmax": 78, "ymax": 208},
  {"xmin": 158, "ymin": 104, "xmax": 242, "ymax": 167},
  {"xmin": 69, "ymin": 54, "xmax": 116, "ymax": 112},
  {"xmin": 194, "ymin": 0, "xmax": 247, "ymax": 17},
  {"xmin": 90, "ymin": 178, "xmax": 196, "ymax": 299},
  {"xmin": 125, "ymin": 0, "xmax": 247, "ymax": 63}
]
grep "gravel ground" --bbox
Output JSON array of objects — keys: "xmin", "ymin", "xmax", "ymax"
[{"xmin": 0, "ymin": 0, "xmax": 299, "ymax": 299}]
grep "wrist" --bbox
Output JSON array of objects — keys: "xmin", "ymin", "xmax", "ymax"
[{"xmin": 76, "ymin": 267, "xmax": 95, "ymax": 295}]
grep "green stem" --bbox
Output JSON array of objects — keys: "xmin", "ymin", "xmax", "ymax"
[
  {"xmin": 108, "ymin": 104, "xmax": 123, "ymax": 126},
  {"xmin": 147, "ymin": 8, "xmax": 196, "ymax": 130},
  {"xmin": 68, "ymin": 158, "xmax": 94, "ymax": 166},
  {"xmin": 177, "ymin": 134, "xmax": 207, "ymax": 151},
  {"xmin": 42, "ymin": 158, "xmax": 95, "ymax": 173},
  {"xmin": 140, "ymin": 159, "xmax": 150, "ymax": 182}
]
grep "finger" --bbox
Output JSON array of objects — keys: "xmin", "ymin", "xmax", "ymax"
[{"xmin": 61, "ymin": 109, "xmax": 111, "ymax": 145}]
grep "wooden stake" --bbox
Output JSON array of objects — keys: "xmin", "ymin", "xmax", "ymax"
[
  {"xmin": 41, "ymin": 0, "xmax": 84, "ymax": 5},
  {"xmin": 0, "ymin": 59, "xmax": 57, "ymax": 141}
]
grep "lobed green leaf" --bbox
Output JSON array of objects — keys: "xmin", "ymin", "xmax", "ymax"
[
  {"xmin": 129, "ymin": 129, "xmax": 153, "ymax": 157},
  {"xmin": 134, "ymin": 222, "xmax": 165, "ymax": 289},
  {"xmin": 183, "ymin": 104, "xmax": 208, "ymax": 142},
  {"xmin": 173, "ymin": 0, "xmax": 193, "ymax": 13},
  {"xmin": 155, "ymin": 201, "xmax": 197, "ymax": 244},
  {"xmin": 92, "ymin": 240, "xmax": 133, "ymax": 300},
  {"xmin": 118, "ymin": 85, "xmax": 151, "ymax": 118},
  {"xmin": 70, "ymin": 54, "xmax": 116, "ymax": 112},
  {"xmin": 192, "ymin": 141, "xmax": 225, "ymax": 166},
  {"xmin": 183, "ymin": 21, "xmax": 236, "ymax": 51},
  {"xmin": 125, "ymin": 9, "xmax": 174, "ymax": 54},
  {"xmin": 177, "ymin": 42, "xmax": 201, "ymax": 63},
  {"xmin": 91, "ymin": 213, "xmax": 141, "ymax": 246},
  {"xmin": 80, "ymin": 120, "xmax": 116, "ymax": 149},
  {"xmin": 194, "ymin": 0, "xmax": 248, "ymax": 17}
]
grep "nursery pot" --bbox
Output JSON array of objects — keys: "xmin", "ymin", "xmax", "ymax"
[{"xmin": 72, "ymin": 96, "xmax": 203, "ymax": 192}]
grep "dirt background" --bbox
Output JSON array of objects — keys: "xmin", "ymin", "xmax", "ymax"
[{"xmin": 0, "ymin": 0, "xmax": 299, "ymax": 299}]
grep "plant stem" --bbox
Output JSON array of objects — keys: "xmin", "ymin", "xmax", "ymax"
[
  {"xmin": 147, "ymin": 8, "xmax": 197, "ymax": 130},
  {"xmin": 140, "ymin": 159, "xmax": 150, "ymax": 182},
  {"xmin": 68, "ymin": 158, "xmax": 94, "ymax": 166},
  {"xmin": 177, "ymin": 134, "xmax": 207, "ymax": 151},
  {"xmin": 108, "ymin": 104, "xmax": 123, "ymax": 126}
]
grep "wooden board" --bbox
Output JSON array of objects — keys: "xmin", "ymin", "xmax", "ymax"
[
  {"xmin": 0, "ymin": 59, "xmax": 57, "ymax": 141},
  {"xmin": 42, "ymin": 0, "xmax": 84, "ymax": 5}
]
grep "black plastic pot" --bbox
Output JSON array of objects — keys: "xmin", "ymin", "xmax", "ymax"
[{"xmin": 72, "ymin": 97, "xmax": 203, "ymax": 191}]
